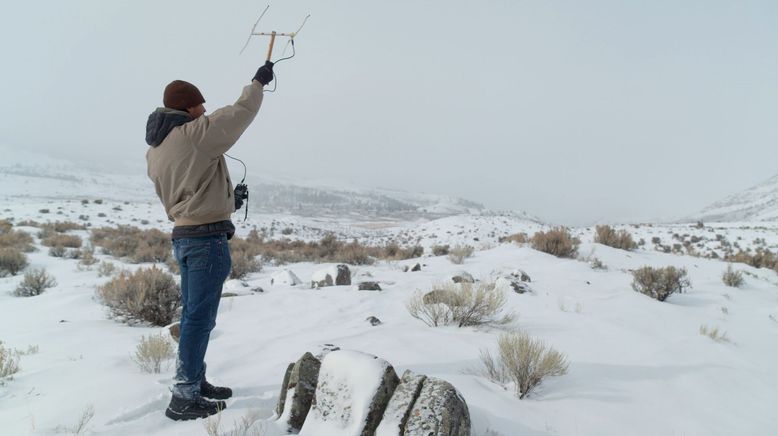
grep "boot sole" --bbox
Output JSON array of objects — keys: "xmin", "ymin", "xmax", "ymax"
[{"xmin": 165, "ymin": 405, "xmax": 225, "ymax": 421}]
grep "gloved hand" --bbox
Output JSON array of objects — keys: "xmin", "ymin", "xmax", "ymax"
[{"xmin": 253, "ymin": 61, "xmax": 274, "ymax": 85}]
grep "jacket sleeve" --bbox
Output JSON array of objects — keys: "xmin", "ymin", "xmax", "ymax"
[{"xmin": 182, "ymin": 82, "xmax": 264, "ymax": 159}]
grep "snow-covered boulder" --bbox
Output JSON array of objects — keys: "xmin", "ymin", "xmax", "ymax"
[
  {"xmin": 495, "ymin": 276, "xmax": 532, "ymax": 294},
  {"xmin": 311, "ymin": 264, "xmax": 352, "ymax": 288},
  {"xmin": 451, "ymin": 271, "xmax": 475, "ymax": 284},
  {"xmin": 404, "ymin": 263, "xmax": 422, "ymax": 272},
  {"xmin": 276, "ymin": 352, "xmax": 322, "ymax": 432},
  {"xmin": 271, "ymin": 269, "xmax": 303, "ymax": 287},
  {"xmin": 375, "ymin": 370, "xmax": 427, "ymax": 436},
  {"xmin": 299, "ymin": 350, "xmax": 399, "ymax": 436},
  {"xmin": 404, "ymin": 376, "xmax": 471, "ymax": 436}
]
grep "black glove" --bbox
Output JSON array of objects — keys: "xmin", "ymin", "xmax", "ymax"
[{"xmin": 253, "ymin": 61, "xmax": 274, "ymax": 85}]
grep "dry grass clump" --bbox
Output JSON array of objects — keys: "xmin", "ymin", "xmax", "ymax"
[
  {"xmin": 230, "ymin": 237, "xmax": 262, "ymax": 280},
  {"xmin": 0, "ymin": 341, "xmax": 21, "ymax": 382},
  {"xmin": 240, "ymin": 231, "xmax": 422, "ymax": 265},
  {"xmin": 91, "ymin": 226, "xmax": 171, "ymax": 263},
  {"xmin": 531, "ymin": 227, "xmax": 580, "ymax": 258},
  {"xmin": 594, "ymin": 225, "xmax": 637, "ymax": 250},
  {"xmin": 725, "ymin": 249, "xmax": 778, "ymax": 272},
  {"xmin": 699, "ymin": 325, "xmax": 730, "ymax": 343},
  {"xmin": 499, "ymin": 232, "xmax": 529, "ymax": 245},
  {"xmin": 480, "ymin": 331, "xmax": 569, "ymax": 399},
  {"xmin": 204, "ymin": 409, "xmax": 267, "ymax": 436},
  {"xmin": 132, "ymin": 333, "xmax": 176, "ymax": 373},
  {"xmin": 407, "ymin": 282, "xmax": 514, "ymax": 328},
  {"xmin": 431, "ymin": 244, "xmax": 450, "ymax": 256},
  {"xmin": 42, "ymin": 233, "xmax": 82, "ymax": 249},
  {"xmin": 0, "ymin": 219, "xmax": 12, "ymax": 233},
  {"xmin": 97, "ymin": 266, "xmax": 180, "ymax": 326},
  {"xmin": 0, "ymin": 228, "xmax": 34, "ymax": 253},
  {"xmin": 447, "ymin": 245, "xmax": 474, "ymax": 264},
  {"xmin": 14, "ymin": 268, "xmax": 57, "ymax": 297},
  {"xmin": 97, "ymin": 261, "xmax": 116, "ymax": 277},
  {"xmin": 0, "ymin": 247, "xmax": 28, "ymax": 277},
  {"xmin": 721, "ymin": 264, "xmax": 744, "ymax": 288},
  {"xmin": 631, "ymin": 266, "xmax": 691, "ymax": 302}
]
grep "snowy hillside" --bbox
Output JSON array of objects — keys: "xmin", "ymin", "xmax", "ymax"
[
  {"xmin": 691, "ymin": 173, "xmax": 778, "ymax": 223},
  {"xmin": 0, "ymin": 147, "xmax": 492, "ymax": 222},
  {"xmin": 1, "ymin": 190, "xmax": 778, "ymax": 435}
]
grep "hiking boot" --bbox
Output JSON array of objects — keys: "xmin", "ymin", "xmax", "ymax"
[
  {"xmin": 201, "ymin": 380, "xmax": 233, "ymax": 400},
  {"xmin": 165, "ymin": 395, "xmax": 226, "ymax": 421}
]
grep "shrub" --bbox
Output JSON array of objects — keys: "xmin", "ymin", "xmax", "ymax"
[
  {"xmin": 722, "ymin": 264, "xmax": 744, "ymax": 288},
  {"xmin": 0, "ymin": 219, "xmax": 12, "ymax": 234},
  {"xmin": 590, "ymin": 257, "xmax": 607, "ymax": 270},
  {"xmin": 480, "ymin": 331, "xmax": 569, "ymax": 399},
  {"xmin": 132, "ymin": 333, "xmax": 176, "ymax": 373},
  {"xmin": 0, "ymin": 341, "xmax": 21, "ymax": 382},
  {"xmin": 230, "ymin": 245, "xmax": 262, "ymax": 280},
  {"xmin": 594, "ymin": 225, "xmax": 637, "ymax": 250},
  {"xmin": 0, "ymin": 229, "xmax": 34, "ymax": 252},
  {"xmin": 407, "ymin": 282, "xmax": 514, "ymax": 328},
  {"xmin": 48, "ymin": 245, "xmax": 67, "ymax": 257},
  {"xmin": 631, "ymin": 266, "xmax": 691, "ymax": 301},
  {"xmin": 97, "ymin": 261, "xmax": 116, "ymax": 277},
  {"xmin": 431, "ymin": 244, "xmax": 450, "ymax": 256},
  {"xmin": 0, "ymin": 247, "xmax": 28, "ymax": 277},
  {"xmin": 77, "ymin": 247, "xmax": 99, "ymax": 270},
  {"xmin": 531, "ymin": 227, "xmax": 580, "ymax": 258},
  {"xmin": 97, "ymin": 266, "xmax": 180, "ymax": 326},
  {"xmin": 91, "ymin": 226, "xmax": 171, "ymax": 263},
  {"xmin": 499, "ymin": 232, "xmax": 529, "ymax": 244},
  {"xmin": 14, "ymin": 268, "xmax": 57, "ymax": 297},
  {"xmin": 725, "ymin": 249, "xmax": 778, "ymax": 272},
  {"xmin": 447, "ymin": 245, "xmax": 474, "ymax": 264}
]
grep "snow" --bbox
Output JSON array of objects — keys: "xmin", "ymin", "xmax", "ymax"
[
  {"xmin": 298, "ymin": 350, "xmax": 390, "ymax": 436},
  {"xmin": 2, "ymin": 157, "xmax": 778, "ymax": 435}
]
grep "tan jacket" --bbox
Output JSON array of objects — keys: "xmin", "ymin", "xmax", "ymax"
[{"xmin": 146, "ymin": 82, "xmax": 263, "ymax": 226}]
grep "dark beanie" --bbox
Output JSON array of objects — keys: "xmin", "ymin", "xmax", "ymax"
[{"xmin": 163, "ymin": 80, "xmax": 205, "ymax": 111}]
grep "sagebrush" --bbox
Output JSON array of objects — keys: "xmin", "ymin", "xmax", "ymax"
[
  {"xmin": 447, "ymin": 245, "xmax": 474, "ymax": 264},
  {"xmin": 721, "ymin": 264, "xmax": 744, "ymax": 288},
  {"xmin": 531, "ymin": 227, "xmax": 580, "ymax": 258},
  {"xmin": 0, "ymin": 341, "xmax": 21, "ymax": 382},
  {"xmin": 132, "ymin": 333, "xmax": 176, "ymax": 373},
  {"xmin": 97, "ymin": 266, "xmax": 180, "ymax": 326},
  {"xmin": 594, "ymin": 225, "xmax": 637, "ymax": 250},
  {"xmin": 14, "ymin": 268, "xmax": 57, "ymax": 297},
  {"xmin": 407, "ymin": 282, "xmax": 514, "ymax": 328},
  {"xmin": 480, "ymin": 331, "xmax": 569, "ymax": 399},
  {"xmin": 0, "ymin": 247, "xmax": 28, "ymax": 277},
  {"xmin": 631, "ymin": 266, "xmax": 691, "ymax": 301}
]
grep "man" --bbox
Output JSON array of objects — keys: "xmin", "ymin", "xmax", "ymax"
[{"xmin": 145, "ymin": 61, "xmax": 274, "ymax": 421}]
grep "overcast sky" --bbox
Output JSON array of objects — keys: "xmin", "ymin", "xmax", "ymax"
[{"xmin": 1, "ymin": 0, "xmax": 776, "ymax": 225}]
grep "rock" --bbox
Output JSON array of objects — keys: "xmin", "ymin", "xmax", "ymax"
[
  {"xmin": 167, "ymin": 322, "xmax": 180, "ymax": 343},
  {"xmin": 271, "ymin": 269, "xmax": 303, "ymax": 287},
  {"xmin": 404, "ymin": 263, "xmax": 422, "ymax": 272},
  {"xmin": 276, "ymin": 352, "xmax": 322, "ymax": 432},
  {"xmin": 366, "ymin": 316, "xmax": 382, "ymax": 326},
  {"xmin": 311, "ymin": 264, "xmax": 352, "ymax": 288},
  {"xmin": 495, "ymin": 276, "xmax": 532, "ymax": 294},
  {"xmin": 404, "ymin": 377, "xmax": 471, "ymax": 436},
  {"xmin": 451, "ymin": 271, "xmax": 475, "ymax": 284},
  {"xmin": 358, "ymin": 281, "xmax": 382, "ymax": 291},
  {"xmin": 275, "ymin": 362, "xmax": 295, "ymax": 416},
  {"xmin": 315, "ymin": 344, "xmax": 341, "ymax": 360},
  {"xmin": 375, "ymin": 370, "xmax": 427, "ymax": 436},
  {"xmin": 252, "ymin": 286, "xmax": 265, "ymax": 293},
  {"xmin": 336, "ymin": 264, "xmax": 352, "ymax": 285},
  {"xmin": 300, "ymin": 350, "xmax": 400, "ymax": 436},
  {"xmin": 510, "ymin": 269, "xmax": 531, "ymax": 282},
  {"xmin": 423, "ymin": 289, "xmax": 459, "ymax": 306}
]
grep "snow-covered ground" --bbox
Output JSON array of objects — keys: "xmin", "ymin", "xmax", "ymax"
[{"xmin": 2, "ymin": 190, "xmax": 778, "ymax": 436}]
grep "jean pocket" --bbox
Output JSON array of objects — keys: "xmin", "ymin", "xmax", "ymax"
[{"xmin": 186, "ymin": 243, "xmax": 211, "ymax": 271}]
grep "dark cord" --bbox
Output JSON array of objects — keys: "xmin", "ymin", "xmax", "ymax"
[{"xmin": 224, "ymin": 153, "xmax": 247, "ymax": 183}]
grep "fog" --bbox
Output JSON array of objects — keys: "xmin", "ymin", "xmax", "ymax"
[{"xmin": 1, "ymin": 0, "xmax": 776, "ymax": 225}]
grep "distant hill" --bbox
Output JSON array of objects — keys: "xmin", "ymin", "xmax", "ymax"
[{"xmin": 692, "ymin": 173, "xmax": 778, "ymax": 222}]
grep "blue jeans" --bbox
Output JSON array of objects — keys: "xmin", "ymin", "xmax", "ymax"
[{"xmin": 171, "ymin": 234, "xmax": 231, "ymax": 399}]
